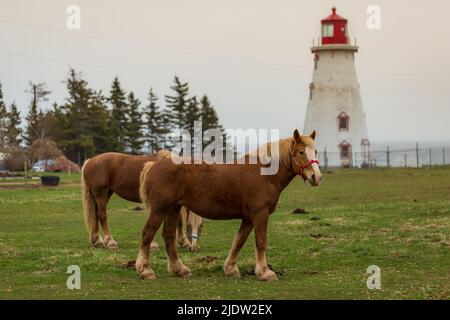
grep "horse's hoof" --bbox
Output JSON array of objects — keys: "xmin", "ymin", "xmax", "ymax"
[
  {"xmin": 224, "ymin": 266, "xmax": 241, "ymax": 278},
  {"xmin": 106, "ymin": 240, "xmax": 118, "ymax": 250},
  {"xmin": 256, "ymin": 269, "xmax": 278, "ymax": 281},
  {"xmin": 92, "ymin": 238, "xmax": 105, "ymax": 248},
  {"xmin": 179, "ymin": 238, "xmax": 190, "ymax": 249},
  {"xmin": 169, "ymin": 262, "xmax": 192, "ymax": 278},
  {"xmin": 140, "ymin": 269, "xmax": 157, "ymax": 280},
  {"xmin": 189, "ymin": 245, "xmax": 200, "ymax": 253},
  {"xmin": 177, "ymin": 267, "xmax": 192, "ymax": 278}
]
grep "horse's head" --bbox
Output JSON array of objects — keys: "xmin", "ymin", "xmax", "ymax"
[{"xmin": 292, "ymin": 129, "xmax": 322, "ymax": 187}]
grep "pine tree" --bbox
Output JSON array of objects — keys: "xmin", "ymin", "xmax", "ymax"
[
  {"xmin": 199, "ymin": 95, "xmax": 231, "ymax": 159},
  {"xmin": 6, "ymin": 102, "xmax": 22, "ymax": 147},
  {"xmin": 87, "ymin": 92, "xmax": 116, "ymax": 154},
  {"xmin": 200, "ymin": 95, "xmax": 221, "ymax": 132},
  {"xmin": 109, "ymin": 77, "xmax": 128, "ymax": 152},
  {"xmin": 185, "ymin": 96, "xmax": 201, "ymax": 155},
  {"xmin": 25, "ymin": 82, "xmax": 51, "ymax": 146},
  {"xmin": 144, "ymin": 88, "xmax": 167, "ymax": 153},
  {"xmin": 200, "ymin": 95, "xmax": 224, "ymax": 147},
  {"xmin": 0, "ymin": 82, "xmax": 8, "ymax": 151},
  {"xmin": 164, "ymin": 76, "xmax": 190, "ymax": 131},
  {"xmin": 125, "ymin": 92, "xmax": 144, "ymax": 154},
  {"xmin": 54, "ymin": 69, "xmax": 94, "ymax": 164}
]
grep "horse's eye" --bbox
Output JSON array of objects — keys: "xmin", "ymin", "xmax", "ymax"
[{"xmin": 299, "ymin": 151, "xmax": 305, "ymax": 155}]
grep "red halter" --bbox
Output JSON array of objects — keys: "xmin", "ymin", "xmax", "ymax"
[{"xmin": 293, "ymin": 153, "xmax": 320, "ymax": 181}]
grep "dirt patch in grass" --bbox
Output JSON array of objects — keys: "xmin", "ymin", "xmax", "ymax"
[
  {"xmin": 291, "ymin": 208, "xmax": 309, "ymax": 214},
  {"xmin": 197, "ymin": 256, "xmax": 218, "ymax": 263},
  {"xmin": 0, "ymin": 243, "xmax": 20, "ymax": 257},
  {"xmin": 122, "ymin": 260, "xmax": 136, "ymax": 269}
]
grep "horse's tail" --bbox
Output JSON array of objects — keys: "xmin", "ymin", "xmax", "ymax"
[
  {"xmin": 139, "ymin": 161, "xmax": 156, "ymax": 204},
  {"xmin": 81, "ymin": 159, "xmax": 97, "ymax": 238}
]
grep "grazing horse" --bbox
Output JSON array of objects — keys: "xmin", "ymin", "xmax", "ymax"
[
  {"xmin": 136, "ymin": 130, "xmax": 322, "ymax": 281},
  {"xmin": 81, "ymin": 151, "xmax": 202, "ymax": 251}
]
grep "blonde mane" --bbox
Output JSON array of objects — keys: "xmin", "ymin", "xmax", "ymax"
[
  {"xmin": 246, "ymin": 135, "xmax": 316, "ymax": 166},
  {"xmin": 247, "ymin": 137, "xmax": 294, "ymax": 166}
]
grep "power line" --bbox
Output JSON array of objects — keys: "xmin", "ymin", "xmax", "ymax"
[
  {"xmin": 2, "ymin": 50, "xmax": 450, "ymax": 97},
  {"xmin": 3, "ymin": 19, "xmax": 450, "ymax": 80}
]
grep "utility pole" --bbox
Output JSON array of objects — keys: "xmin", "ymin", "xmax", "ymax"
[
  {"xmin": 387, "ymin": 146, "xmax": 390, "ymax": 168},
  {"xmin": 429, "ymin": 148, "xmax": 432, "ymax": 168},
  {"xmin": 416, "ymin": 142, "xmax": 420, "ymax": 168}
]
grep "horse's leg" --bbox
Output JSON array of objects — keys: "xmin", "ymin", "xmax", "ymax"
[
  {"xmin": 136, "ymin": 210, "xmax": 165, "ymax": 280},
  {"xmin": 253, "ymin": 211, "xmax": 277, "ymax": 281},
  {"xmin": 187, "ymin": 212, "xmax": 203, "ymax": 252},
  {"xmin": 164, "ymin": 211, "xmax": 191, "ymax": 277},
  {"xmin": 223, "ymin": 219, "xmax": 253, "ymax": 278},
  {"xmin": 94, "ymin": 191, "xmax": 118, "ymax": 250},
  {"xmin": 90, "ymin": 216, "xmax": 104, "ymax": 248},
  {"xmin": 177, "ymin": 207, "xmax": 190, "ymax": 249}
]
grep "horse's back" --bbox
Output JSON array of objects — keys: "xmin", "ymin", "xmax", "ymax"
[{"xmin": 84, "ymin": 152, "xmax": 156, "ymax": 202}]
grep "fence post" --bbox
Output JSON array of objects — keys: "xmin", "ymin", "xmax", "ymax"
[
  {"xmin": 324, "ymin": 148, "xmax": 328, "ymax": 170},
  {"xmin": 416, "ymin": 142, "xmax": 419, "ymax": 168},
  {"xmin": 387, "ymin": 146, "xmax": 390, "ymax": 168},
  {"xmin": 443, "ymin": 148, "xmax": 446, "ymax": 166},
  {"xmin": 404, "ymin": 153, "xmax": 407, "ymax": 168},
  {"xmin": 429, "ymin": 148, "xmax": 432, "ymax": 168},
  {"xmin": 24, "ymin": 160, "xmax": 28, "ymax": 181}
]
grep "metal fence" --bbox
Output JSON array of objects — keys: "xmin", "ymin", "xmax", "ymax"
[{"xmin": 318, "ymin": 144, "xmax": 450, "ymax": 169}]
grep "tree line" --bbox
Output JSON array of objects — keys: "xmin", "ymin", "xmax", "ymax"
[{"xmin": 0, "ymin": 68, "xmax": 226, "ymax": 168}]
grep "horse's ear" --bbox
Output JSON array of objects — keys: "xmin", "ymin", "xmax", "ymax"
[
  {"xmin": 310, "ymin": 130, "xmax": 316, "ymax": 140},
  {"xmin": 293, "ymin": 129, "xmax": 301, "ymax": 143}
]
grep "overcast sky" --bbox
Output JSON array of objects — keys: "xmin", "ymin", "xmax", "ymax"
[{"xmin": 1, "ymin": 0, "xmax": 449, "ymax": 144}]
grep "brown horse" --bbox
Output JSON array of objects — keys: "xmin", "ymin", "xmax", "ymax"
[
  {"xmin": 136, "ymin": 130, "xmax": 322, "ymax": 281},
  {"xmin": 81, "ymin": 151, "xmax": 202, "ymax": 250}
]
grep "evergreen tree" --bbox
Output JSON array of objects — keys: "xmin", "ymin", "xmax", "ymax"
[
  {"xmin": 6, "ymin": 102, "xmax": 22, "ymax": 147},
  {"xmin": 0, "ymin": 82, "xmax": 7, "ymax": 151},
  {"xmin": 87, "ymin": 92, "xmax": 116, "ymax": 154},
  {"xmin": 164, "ymin": 76, "xmax": 190, "ymax": 131},
  {"xmin": 185, "ymin": 96, "xmax": 201, "ymax": 155},
  {"xmin": 54, "ymin": 69, "xmax": 94, "ymax": 164},
  {"xmin": 200, "ymin": 95, "xmax": 221, "ymax": 133},
  {"xmin": 199, "ymin": 95, "xmax": 231, "ymax": 158},
  {"xmin": 200, "ymin": 95, "xmax": 224, "ymax": 148},
  {"xmin": 25, "ymin": 82, "xmax": 51, "ymax": 145},
  {"xmin": 144, "ymin": 88, "xmax": 167, "ymax": 153},
  {"xmin": 109, "ymin": 77, "xmax": 128, "ymax": 152},
  {"xmin": 125, "ymin": 92, "xmax": 144, "ymax": 154}
]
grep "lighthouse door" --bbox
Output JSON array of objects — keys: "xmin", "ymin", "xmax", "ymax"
[{"xmin": 339, "ymin": 141, "xmax": 352, "ymax": 168}]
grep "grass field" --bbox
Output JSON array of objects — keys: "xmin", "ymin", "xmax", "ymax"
[{"xmin": 0, "ymin": 168, "xmax": 449, "ymax": 300}]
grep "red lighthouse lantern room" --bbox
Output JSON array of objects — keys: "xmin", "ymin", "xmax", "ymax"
[{"xmin": 321, "ymin": 7, "xmax": 349, "ymax": 45}]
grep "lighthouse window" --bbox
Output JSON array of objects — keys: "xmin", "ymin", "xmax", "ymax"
[
  {"xmin": 337, "ymin": 112, "xmax": 349, "ymax": 131},
  {"xmin": 322, "ymin": 24, "xmax": 334, "ymax": 37}
]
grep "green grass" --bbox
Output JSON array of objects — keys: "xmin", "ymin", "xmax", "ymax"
[{"xmin": 0, "ymin": 168, "xmax": 449, "ymax": 300}]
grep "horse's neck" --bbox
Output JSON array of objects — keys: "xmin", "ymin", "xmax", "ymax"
[{"xmin": 268, "ymin": 161, "xmax": 296, "ymax": 192}]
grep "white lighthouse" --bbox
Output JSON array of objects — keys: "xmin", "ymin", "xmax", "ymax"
[{"xmin": 303, "ymin": 7, "xmax": 370, "ymax": 167}]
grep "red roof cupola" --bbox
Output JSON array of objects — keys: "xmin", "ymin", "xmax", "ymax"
[{"xmin": 321, "ymin": 7, "xmax": 349, "ymax": 45}]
